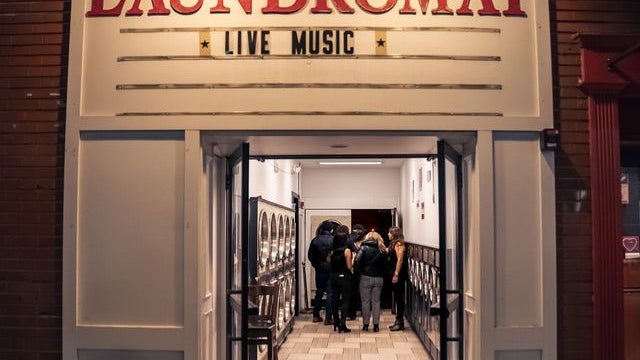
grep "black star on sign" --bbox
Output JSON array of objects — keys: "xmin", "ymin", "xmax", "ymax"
[
  {"xmin": 377, "ymin": 38, "xmax": 386, "ymax": 47},
  {"xmin": 200, "ymin": 40, "xmax": 209, "ymax": 48}
]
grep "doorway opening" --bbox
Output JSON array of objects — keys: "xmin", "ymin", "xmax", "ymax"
[{"xmin": 203, "ymin": 131, "xmax": 474, "ymax": 360}]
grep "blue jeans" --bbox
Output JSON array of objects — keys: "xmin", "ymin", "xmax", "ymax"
[{"xmin": 313, "ymin": 271, "xmax": 333, "ymax": 318}]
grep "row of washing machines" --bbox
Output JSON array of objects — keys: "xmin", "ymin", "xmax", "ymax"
[
  {"xmin": 256, "ymin": 200, "xmax": 297, "ymax": 272},
  {"xmin": 250, "ymin": 197, "xmax": 297, "ymax": 359},
  {"xmin": 406, "ymin": 244, "xmax": 442, "ymax": 359},
  {"xmin": 407, "ymin": 246, "xmax": 441, "ymax": 306}
]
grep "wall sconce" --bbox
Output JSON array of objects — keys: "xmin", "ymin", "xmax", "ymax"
[{"xmin": 541, "ymin": 128, "xmax": 559, "ymax": 151}]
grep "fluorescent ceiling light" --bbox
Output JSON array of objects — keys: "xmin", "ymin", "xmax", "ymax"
[{"xmin": 318, "ymin": 161, "xmax": 383, "ymax": 165}]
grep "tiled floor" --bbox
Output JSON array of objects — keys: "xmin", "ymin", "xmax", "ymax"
[{"xmin": 277, "ymin": 310, "xmax": 433, "ymax": 360}]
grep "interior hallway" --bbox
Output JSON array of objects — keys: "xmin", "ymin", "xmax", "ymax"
[{"xmin": 278, "ymin": 310, "xmax": 432, "ymax": 360}]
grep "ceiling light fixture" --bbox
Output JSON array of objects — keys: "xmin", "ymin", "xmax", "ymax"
[{"xmin": 318, "ymin": 161, "xmax": 383, "ymax": 165}]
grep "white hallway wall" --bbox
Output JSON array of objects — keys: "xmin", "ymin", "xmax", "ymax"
[
  {"xmin": 300, "ymin": 166, "xmax": 401, "ymax": 210},
  {"xmin": 400, "ymin": 158, "xmax": 439, "ymax": 248},
  {"xmin": 250, "ymin": 159, "xmax": 300, "ymax": 207},
  {"xmin": 301, "ymin": 161, "xmax": 441, "ymax": 249}
]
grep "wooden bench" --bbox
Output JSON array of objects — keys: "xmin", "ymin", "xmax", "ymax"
[{"xmin": 247, "ymin": 284, "xmax": 280, "ymax": 360}]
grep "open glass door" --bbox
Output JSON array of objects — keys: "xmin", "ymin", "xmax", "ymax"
[
  {"xmin": 226, "ymin": 143, "xmax": 250, "ymax": 360},
  {"xmin": 437, "ymin": 140, "xmax": 464, "ymax": 359}
]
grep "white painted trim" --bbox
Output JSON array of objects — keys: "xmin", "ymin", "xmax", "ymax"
[
  {"xmin": 540, "ymin": 150, "xmax": 558, "ymax": 359},
  {"xmin": 62, "ymin": 113, "xmax": 79, "ymax": 360},
  {"xmin": 73, "ymin": 116, "xmax": 551, "ymax": 132},
  {"xmin": 463, "ymin": 151, "xmax": 480, "ymax": 360},
  {"xmin": 214, "ymin": 152, "xmax": 229, "ymax": 360},
  {"xmin": 184, "ymin": 130, "xmax": 201, "ymax": 360},
  {"xmin": 477, "ymin": 131, "xmax": 496, "ymax": 359},
  {"xmin": 75, "ymin": 328, "xmax": 185, "ymax": 349},
  {"xmin": 62, "ymin": 1, "xmax": 83, "ymax": 357},
  {"xmin": 493, "ymin": 327, "xmax": 545, "ymax": 349},
  {"xmin": 533, "ymin": 1, "xmax": 554, "ymax": 129}
]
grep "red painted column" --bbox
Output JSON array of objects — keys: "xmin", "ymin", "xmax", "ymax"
[{"xmin": 589, "ymin": 94, "xmax": 624, "ymax": 360}]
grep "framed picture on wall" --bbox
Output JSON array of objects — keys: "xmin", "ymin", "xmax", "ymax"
[{"xmin": 418, "ymin": 167, "xmax": 423, "ymax": 191}]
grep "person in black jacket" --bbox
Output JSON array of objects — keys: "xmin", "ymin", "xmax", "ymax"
[
  {"xmin": 346, "ymin": 224, "xmax": 366, "ymax": 320},
  {"xmin": 354, "ymin": 231, "xmax": 387, "ymax": 332},
  {"xmin": 329, "ymin": 230, "xmax": 353, "ymax": 333},
  {"xmin": 307, "ymin": 221, "xmax": 335, "ymax": 324}
]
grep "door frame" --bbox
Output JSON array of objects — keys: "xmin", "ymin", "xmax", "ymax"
[
  {"xmin": 225, "ymin": 143, "xmax": 250, "ymax": 360},
  {"xmin": 437, "ymin": 140, "xmax": 464, "ymax": 359}
]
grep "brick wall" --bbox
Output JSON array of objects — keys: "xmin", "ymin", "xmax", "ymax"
[
  {"xmin": 1, "ymin": 0, "xmax": 639, "ymax": 359},
  {"xmin": 551, "ymin": 1, "xmax": 640, "ymax": 359},
  {"xmin": 0, "ymin": 1, "xmax": 69, "ymax": 359}
]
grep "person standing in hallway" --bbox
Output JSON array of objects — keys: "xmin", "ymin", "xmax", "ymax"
[
  {"xmin": 329, "ymin": 230, "xmax": 353, "ymax": 333},
  {"xmin": 307, "ymin": 220, "xmax": 335, "ymax": 325},
  {"xmin": 355, "ymin": 231, "xmax": 386, "ymax": 332},
  {"xmin": 346, "ymin": 224, "xmax": 366, "ymax": 320},
  {"xmin": 387, "ymin": 226, "xmax": 407, "ymax": 331}
]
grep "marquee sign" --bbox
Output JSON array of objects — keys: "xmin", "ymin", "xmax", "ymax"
[
  {"xmin": 85, "ymin": 0, "xmax": 527, "ymax": 16},
  {"xmin": 70, "ymin": 0, "xmax": 552, "ymax": 128}
]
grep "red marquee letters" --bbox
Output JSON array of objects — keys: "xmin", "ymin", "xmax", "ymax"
[{"xmin": 85, "ymin": 0, "xmax": 527, "ymax": 16}]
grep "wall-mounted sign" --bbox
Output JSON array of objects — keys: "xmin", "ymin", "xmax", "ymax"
[
  {"xmin": 623, "ymin": 235, "xmax": 640, "ymax": 259},
  {"xmin": 69, "ymin": 0, "xmax": 553, "ymax": 129},
  {"xmin": 86, "ymin": 0, "xmax": 528, "ymax": 17},
  {"xmin": 621, "ymin": 172, "xmax": 629, "ymax": 205}
]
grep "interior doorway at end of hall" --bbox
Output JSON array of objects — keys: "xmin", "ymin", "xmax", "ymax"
[
  {"xmin": 307, "ymin": 208, "xmax": 395, "ymax": 310},
  {"xmin": 351, "ymin": 209, "xmax": 395, "ymax": 309}
]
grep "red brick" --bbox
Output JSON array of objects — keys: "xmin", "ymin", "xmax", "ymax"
[
  {"xmin": 0, "ymin": 1, "xmax": 65, "ymax": 13},
  {"xmin": 0, "ymin": 144, "xmax": 61, "ymax": 156},
  {"xmin": 0, "ymin": 45, "xmax": 64, "ymax": 56},
  {"xmin": 0, "ymin": 55, "xmax": 62, "ymax": 67},
  {"xmin": 555, "ymin": 1, "xmax": 640, "ymax": 12},
  {"xmin": 0, "ymin": 13, "xmax": 64, "ymax": 25}
]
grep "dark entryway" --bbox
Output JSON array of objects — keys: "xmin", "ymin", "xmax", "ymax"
[{"xmin": 620, "ymin": 97, "xmax": 640, "ymax": 360}]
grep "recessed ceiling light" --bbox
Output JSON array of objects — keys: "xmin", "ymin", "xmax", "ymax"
[{"xmin": 318, "ymin": 161, "xmax": 383, "ymax": 165}]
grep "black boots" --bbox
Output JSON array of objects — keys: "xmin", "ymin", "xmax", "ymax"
[
  {"xmin": 312, "ymin": 313, "xmax": 322, "ymax": 323},
  {"xmin": 389, "ymin": 320, "xmax": 404, "ymax": 331},
  {"xmin": 333, "ymin": 319, "xmax": 350, "ymax": 333},
  {"xmin": 338, "ymin": 322, "xmax": 351, "ymax": 333},
  {"xmin": 313, "ymin": 311, "xmax": 333, "ymax": 325},
  {"xmin": 362, "ymin": 324, "xmax": 379, "ymax": 332}
]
